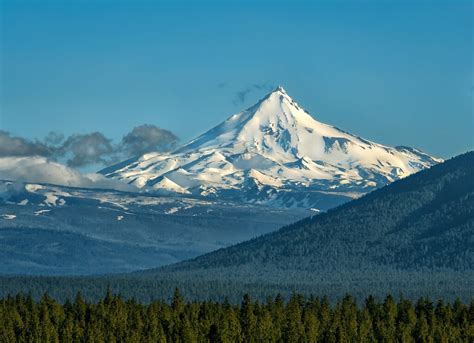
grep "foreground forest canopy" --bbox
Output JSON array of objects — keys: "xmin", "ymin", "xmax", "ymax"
[{"xmin": 1, "ymin": 290, "xmax": 473, "ymax": 342}]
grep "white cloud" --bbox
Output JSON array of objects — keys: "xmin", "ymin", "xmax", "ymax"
[{"xmin": 0, "ymin": 156, "xmax": 136, "ymax": 192}]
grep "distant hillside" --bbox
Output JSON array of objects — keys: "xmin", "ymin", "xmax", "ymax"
[
  {"xmin": 134, "ymin": 152, "xmax": 473, "ymax": 298},
  {"xmin": 0, "ymin": 181, "xmax": 308, "ymax": 275}
]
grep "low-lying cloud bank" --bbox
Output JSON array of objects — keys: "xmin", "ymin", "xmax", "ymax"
[
  {"xmin": 0, "ymin": 124, "xmax": 178, "ymax": 190},
  {"xmin": 0, "ymin": 156, "xmax": 136, "ymax": 191},
  {"xmin": 0, "ymin": 124, "xmax": 179, "ymax": 168}
]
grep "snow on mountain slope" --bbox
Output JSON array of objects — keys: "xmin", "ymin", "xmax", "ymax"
[{"xmin": 101, "ymin": 86, "xmax": 442, "ymax": 209}]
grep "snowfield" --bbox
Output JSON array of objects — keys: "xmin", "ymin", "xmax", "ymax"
[{"xmin": 102, "ymin": 86, "xmax": 441, "ymax": 209}]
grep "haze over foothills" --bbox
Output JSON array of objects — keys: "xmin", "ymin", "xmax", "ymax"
[{"xmin": 1, "ymin": 0, "xmax": 473, "ymax": 173}]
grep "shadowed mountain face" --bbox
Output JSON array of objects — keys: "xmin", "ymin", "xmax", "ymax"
[
  {"xmin": 140, "ymin": 152, "xmax": 473, "ymax": 289},
  {"xmin": 101, "ymin": 87, "xmax": 441, "ymax": 210}
]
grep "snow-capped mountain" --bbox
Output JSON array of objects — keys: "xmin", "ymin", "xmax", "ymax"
[{"xmin": 101, "ymin": 86, "xmax": 442, "ymax": 209}]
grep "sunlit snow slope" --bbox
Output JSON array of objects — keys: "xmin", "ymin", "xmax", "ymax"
[{"xmin": 101, "ymin": 86, "xmax": 441, "ymax": 209}]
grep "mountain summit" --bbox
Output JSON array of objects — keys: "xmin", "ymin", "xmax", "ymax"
[{"xmin": 102, "ymin": 87, "xmax": 441, "ymax": 209}]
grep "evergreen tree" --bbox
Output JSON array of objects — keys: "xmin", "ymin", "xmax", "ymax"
[
  {"xmin": 240, "ymin": 294, "xmax": 257, "ymax": 342},
  {"xmin": 255, "ymin": 308, "xmax": 274, "ymax": 342},
  {"xmin": 302, "ymin": 305, "xmax": 320, "ymax": 342},
  {"xmin": 284, "ymin": 295, "xmax": 305, "ymax": 342},
  {"xmin": 357, "ymin": 308, "xmax": 376, "ymax": 343},
  {"xmin": 397, "ymin": 298, "xmax": 417, "ymax": 343},
  {"xmin": 218, "ymin": 301, "xmax": 241, "ymax": 343}
]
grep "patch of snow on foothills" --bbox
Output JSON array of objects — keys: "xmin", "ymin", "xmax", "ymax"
[
  {"xmin": 34, "ymin": 209, "xmax": 51, "ymax": 216},
  {"xmin": 165, "ymin": 207, "xmax": 180, "ymax": 215}
]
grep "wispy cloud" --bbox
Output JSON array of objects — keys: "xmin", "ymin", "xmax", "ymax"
[{"xmin": 233, "ymin": 82, "xmax": 275, "ymax": 105}]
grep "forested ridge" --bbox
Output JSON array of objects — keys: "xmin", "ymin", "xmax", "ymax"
[
  {"xmin": 156, "ymin": 151, "xmax": 474, "ymax": 274},
  {"xmin": 1, "ymin": 290, "xmax": 473, "ymax": 342}
]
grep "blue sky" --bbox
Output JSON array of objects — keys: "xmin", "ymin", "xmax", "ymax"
[{"xmin": 1, "ymin": 0, "xmax": 472, "ymax": 160}]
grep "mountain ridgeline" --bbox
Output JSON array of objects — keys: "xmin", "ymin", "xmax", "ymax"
[
  {"xmin": 101, "ymin": 86, "xmax": 441, "ymax": 210},
  {"xmin": 141, "ymin": 152, "xmax": 474, "ymax": 295}
]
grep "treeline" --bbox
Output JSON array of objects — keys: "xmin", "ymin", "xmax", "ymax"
[{"xmin": 1, "ymin": 289, "xmax": 473, "ymax": 342}]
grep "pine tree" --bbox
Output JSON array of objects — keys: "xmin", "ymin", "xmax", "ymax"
[
  {"xmin": 255, "ymin": 309, "xmax": 274, "ymax": 342},
  {"xmin": 172, "ymin": 288, "xmax": 185, "ymax": 314},
  {"xmin": 341, "ymin": 295, "xmax": 358, "ymax": 341},
  {"xmin": 414, "ymin": 312, "xmax": 431, "ymax": 343},
  {"xmin": 319, "ymin": 296, "xmax": 332, "ymax": 338},
  {"xmin": 357, "ymin": 308, "xmax": 376, "ymax": 343},
  {"xmin": 58, "ymin": 312, "xmax": 74, "ymax": 342},
  {"xmin": 302, "ymin": 306, "xmax": 320, "ymax": 342},
  {"xmin": 240, "ymin": 294, "xmax": 257, "ymax": 342},
  {"xmin": 269, "ymin": 293, "xmax": 285, "ymax": 341},
  {"xmin": 218, "ymin": 302, "xmax": 241, "ymax": 343},
  {"xmin": 178, "ymin": 312, "xmax": 198, "ymax": 343},
  {"xmin": 325, "ymin": 305, "xmax": 344, "ymax": 343},
  {"xmin": 397, "ymin": 298, "xmax": 417, "ymax": 343},
  {"xmin": 381, "ymin": 295, "xmax": 397, "ymax": 343},
  {"xmin": 283, "ymin": 295, "xmax": 304, "ymax": 343}
]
